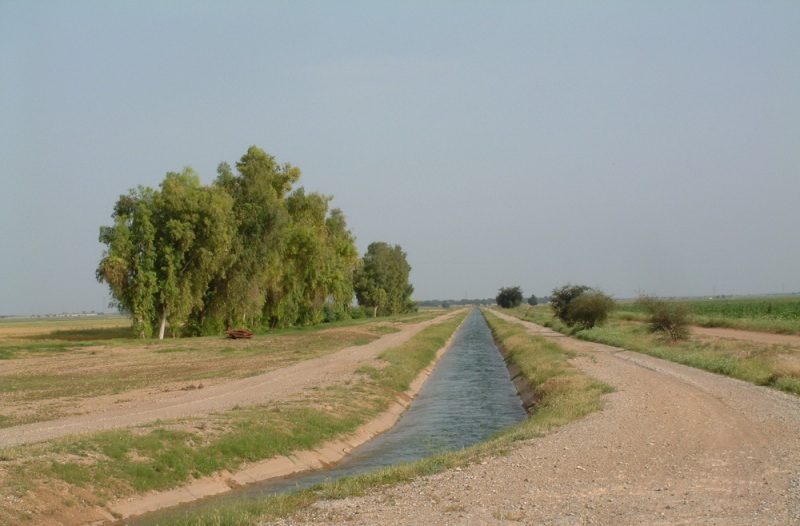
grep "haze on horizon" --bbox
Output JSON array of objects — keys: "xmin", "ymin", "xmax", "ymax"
[{"xmin": 2, "ymin": 2, "xmax": 798, "ymax": 316}]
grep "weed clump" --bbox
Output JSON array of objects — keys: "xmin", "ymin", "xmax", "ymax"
[
  {"xmin": 550, "ymin": 284, "xmax": 615, "ymax": 329},
  {"xmin": 637, "ymin": 295, "xmax": 691, "ymax": 341}
]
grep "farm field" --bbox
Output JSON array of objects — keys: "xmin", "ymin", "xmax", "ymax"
[
  {"xmin": 616, "ymin": 295, "xmax": 800, "ymax": 334},
  {"xmin": 506, "ymin": 297, "xmax": 800, "ymax": 395},
  {"xmin": 0, "ymin": 312, "xmax": 450, "ymax": 429}
]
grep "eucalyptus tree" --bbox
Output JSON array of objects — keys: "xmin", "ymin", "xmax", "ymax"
[
  {"xmin": 150, "ymin": 169, "xmax": 235, "ymax": 338},
  {"xmin": 189, "ymin": 147, "xmax": 299, "ymax": 333},
  {"xmin": 97, "ymin": 186, "xmax": 159, "ymax": 338},
  {"xmin": 274, "ymin": 189, "xmax": 359, "ymax": 326},
  {"xmin": 324, "ymin": 208, "xmax": 359, "ymax": 318},
  {"xmin": 97, "ymin": 169, "xmax": 235, "ymax": 339},
  {"xmin": 99, "ymin": 145, "xmax": 359, "ymax": 337},
  {"xmin": 354, "ymin": 242, "xmax": 415, "ymax": 317}
]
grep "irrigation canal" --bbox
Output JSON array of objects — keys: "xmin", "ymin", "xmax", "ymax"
[{"xmin": 134, "ymin": 308, "xmax": 526, "ymax": 524}]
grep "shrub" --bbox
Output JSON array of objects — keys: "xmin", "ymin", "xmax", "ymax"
[
  {"xmin": 496, "ymin": 286, "xmax": 523, "ymax": 308},
  {"xmin": 323, "ymin": 303, "xmax": 351, "ymax": 323},
  {"xmin": 565, "ymin": 292, "xmax": 615, "ymax": 328},
  {"xmin": 637, "ymin": 295, "xmax": 691, "ymax": 340},
  {"xmin": 349, "ymin": 306, "xmax": 367, "ymax": 319},
  {"xmin": 527, "ymin": 295, "xmax": 538, "ymax": 306},
  {"xmin": 550, "ymin": 284, "xmax": 591, "ymax": 323}
]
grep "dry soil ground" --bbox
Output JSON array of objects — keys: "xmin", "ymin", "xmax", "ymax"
[{"xmin": 0, "ymin": 314, "xmax": 457, "ymax": 449}]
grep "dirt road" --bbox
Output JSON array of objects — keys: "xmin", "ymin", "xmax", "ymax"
[
  {"xmin": 279, "ymin": 311, "xmax": 800, "ymax": 525},
  {"xmin": 0, "ymin": 312, "xmax": 461, "ymax": 449}
]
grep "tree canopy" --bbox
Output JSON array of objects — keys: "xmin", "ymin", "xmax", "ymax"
[
  {"xmin": 96, "ymin": 170, "xmax": 235, "ymax": 338},
  {"xmin": 550, "ymin": 283, "xmax": 614, "ymax": 328},
  {"xmin": 354, "ymin": 242, "xmax": 416, "ymax": 317},
  {"xmin": 496, "ymin": 286, "xmax": 523, "ymax": 308},
  {"xmin": 98, "ymin": 146, "xmax": 364, "ymax": 338}
]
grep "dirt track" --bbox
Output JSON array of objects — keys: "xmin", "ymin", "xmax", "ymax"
[
  {"xmin": 0, "ymin": 312, "xmax": 460, "ymax": 449},
  {"xmin": 276, "ymin": 312, "xmax": 800, "ymax": 525}
]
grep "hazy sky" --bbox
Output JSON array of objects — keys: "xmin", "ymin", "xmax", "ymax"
[{"xmin": 2, "ymin": 1, "xmax": 798, "ymax": 315}]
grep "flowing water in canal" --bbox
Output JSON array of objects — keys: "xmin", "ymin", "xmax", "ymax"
[{"xmin": 135, "ymin": 309, "xmax": 526, "ymax": 523}]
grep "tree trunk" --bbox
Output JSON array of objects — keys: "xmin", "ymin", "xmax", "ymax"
[
  {"xmin": 373, "ymin": 305, "xmax": 378, "ymax": 318},
  {"xmin": 158, "ymin": 310, "xmax": 167, "ymax": 340}
]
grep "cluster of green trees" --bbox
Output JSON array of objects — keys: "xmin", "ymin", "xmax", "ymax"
[
  {"xmin": 97, "ymin": 146, "xmax": 415, "ymax": 339},
  {"xmin": 495, "ymin": 283, "xmax": 614, "ymax": 329}
]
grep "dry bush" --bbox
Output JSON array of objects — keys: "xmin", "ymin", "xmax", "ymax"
[
  {"xmin": 566, "ymin": 292, "xmax": 615, "ymax": 329},
  {"xmin": 773, "ymin": 355, "xmax": 800, "ymax": 379},
  {"xmin": 637, "ymin": 295, "xmax": 691, "ymax": 341}
]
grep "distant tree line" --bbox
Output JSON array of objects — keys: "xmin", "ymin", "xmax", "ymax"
[
  {"xmin": 418, "ymin": 298, "xmax": 497, "ymax": 308},
  {"xmin": 97, "ymin": 146, "xmax": 415, "ymax": 339},
  {"xmin": 418, "ymin": 293, "xmax": 551, "ymax": 309}
]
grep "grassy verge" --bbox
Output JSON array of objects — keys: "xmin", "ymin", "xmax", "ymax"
[
  {"xmin": 502, "ymin": 307, "xmax": 800, "ymax": 396},
  {"xmin": 146, "ymin": 309, "xmax": 612, "ymax": 526},
  {"xmin": 0, "ymin": 311, "xmax": 465, "ymax": 525}
]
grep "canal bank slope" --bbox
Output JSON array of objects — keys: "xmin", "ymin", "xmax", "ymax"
[
  {"xmin": 109, "ymin": 310, "xmax": 470, "ymax": 521},
  {"xmin": 277, "ymin": 310, "xmax": 800, "ymax": 525}
]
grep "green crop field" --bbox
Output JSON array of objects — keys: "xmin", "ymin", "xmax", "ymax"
[
  {"xmin": 689, "ymin": 297, "xmax": 800, "ymax": 320},
  {"xmin": 616, "ymin": 296, "xmax": 800, "ymax": 334}
]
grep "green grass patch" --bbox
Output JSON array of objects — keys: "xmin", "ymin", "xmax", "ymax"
[
  {"xmin": 0, "ymin": 341, "xmax": 89, "ymax": 359},
  {"xmin": 41, "ymin": 406, "xmax": 370, "ymax": 495},
  {"xmin": 32, "ymin": 326, "xmax": 135, "ymax": 341},
  {"xmin": 514, "ymin": 311, "xmax": 800, "ymax": 395},
  {"xmin": 358, "ymin": 324, "xmax": 450, "ymax": 393}
]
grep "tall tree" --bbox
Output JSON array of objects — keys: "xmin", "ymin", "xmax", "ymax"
[
  {"xmin": 354, "ymin": 242, "xmax": 415, "ymax": 317},
  {"xmin": 99, "ymin": 145, "xmax": 359, "ymax": 337},
  {"xmin": 150, "ymin": 169, "xmax": 235, "ymax": 338},
  {"xmin": 97, "ymin": 186, "xmax": 159, "ymax": 338},
  {"xmin": 97, "ymin": 169, "xmax": 235, "ymax": 339},
  {"xmin": 277, "ymin": 189, "xmax": 359, "ymax": 326},
  {"xmin": 324, "ymin": 208, "xmax": 359, "ymax": 317},
  {"xmin": 496, "ymin": 286, "xmax": 523, "ymax": 308},
  {"xmin": 187, "ymin": 146, "xmax": 300, "ymax": 333},
  {"xmin": 279, "ymin": 188, "xmax": 332, "ymax": 325}
]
